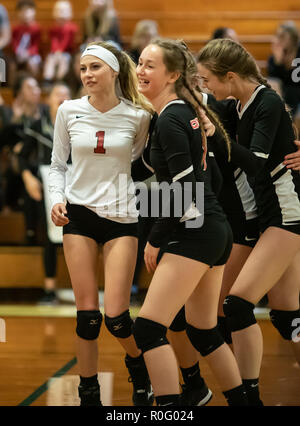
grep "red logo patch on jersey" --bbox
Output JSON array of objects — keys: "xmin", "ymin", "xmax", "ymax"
[{"xmin": 190, "ymin": 118, "xmax": 200, "ymax": 130}]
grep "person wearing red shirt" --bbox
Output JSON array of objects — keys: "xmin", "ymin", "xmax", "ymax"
[
  {"xmin": 43, "ymin": 1, "xmax": 78, "ymax": 85},
  {"xmin": 12, "ymin": 0, "xmax": 41, "ymax": 78}
]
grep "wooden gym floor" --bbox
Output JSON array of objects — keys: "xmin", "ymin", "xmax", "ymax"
[{"xmin": 0, "ymin": 296, "xmax": 299, "ymax": 407}]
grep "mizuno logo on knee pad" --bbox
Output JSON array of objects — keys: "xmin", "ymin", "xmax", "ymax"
[
  {"xmin": 105, "ymin": 311, "xmax": 133, "ymax": 339},
  {"xmin": 76, "ymin": 310, "xmax": 103, "ymax": 340},
  {"xmin": 113, "ymin": 323, "xmax": 123, "ymax": 331}
]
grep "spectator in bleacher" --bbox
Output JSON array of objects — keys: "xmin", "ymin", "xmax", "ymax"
[
  {"xmin": 0, "ymin": 4, "xmax": 11, "ymax": 59},
  {"xmin": 0, "ymin": 73, "xmax": 47, "ymax": 224},
  {"xmin": 18, "ymin": 82, "xmax": 71, "ymax": 304},
  {"xmin": 43, "ymin": 1, "xmax": 78, "ymax": 88},
  {"xmin": 0, "ymin": 90, "xmax": 12, "ymax": 132},
  {"xmin": 211, "ymin": 27, "xmax": 239, "ymax": 42},
  {"xmin": 63, "ymin": 50, "xmax": 85, "ymax": 99},
  {"xmin": 12, "ymin": 0, "xmax": 41, "ymax": 79},
  {"xmin": 83, "ymin": 0, "xmax": 122, "ymax": 48},
  {"xmin": 128, "ymin": 20, "xmax": 159, "ymax": 65},
  {"xmin": 267, "ymin": 21, "xmax": 300, "ymax": 117}
]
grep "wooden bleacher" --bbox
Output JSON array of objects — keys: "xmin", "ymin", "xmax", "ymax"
[
  {"xmin": 2, "ymin": 0, "xmax": 300, "ymax": 62},
  {"xmin": 0, "ymin": 0, "xmax": 300, "ymax": 289}
]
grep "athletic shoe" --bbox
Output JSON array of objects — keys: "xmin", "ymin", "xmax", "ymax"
[
  {"xmin": 180, "ymin": 382, "xmax": 213, "ymax": 406},
  {"xmin": 78, "ymin": 383, "xmax": 103, "ymax": 406},
  {"xmin": 37, "ymin": 290, "xmax": 58, "ymax": 306},
  {"xmin": 125, "ymin": 354, "xmax": 154, "ymax": 406}
]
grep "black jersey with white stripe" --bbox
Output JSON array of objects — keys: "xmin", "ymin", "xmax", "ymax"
[
  {"xmin": 232, "ymin": 86, "xmax": 300, "ymax": 229},
  {"xmin": 147, "ymin": 100, "xmax": 225, "ymax": 247},
  {"xmin": 205, "ymin": 94, "xmax": 258, "ymax": 222}
]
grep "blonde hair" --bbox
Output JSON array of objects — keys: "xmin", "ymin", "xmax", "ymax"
[
  {"xmin": 151, "ymin": 38, "xmax": 231, "ymax": 164},
  {"xmin": 88, "ymin": 41, "xmax": 154, "ymax": 114}
]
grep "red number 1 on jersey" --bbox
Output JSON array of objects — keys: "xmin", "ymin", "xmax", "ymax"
[{"xmin": 94, "ymin": 131, "xmax": 106, "ymax": 154}]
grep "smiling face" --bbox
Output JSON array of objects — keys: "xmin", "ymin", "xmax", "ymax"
[
  {"xmin": 136, "ymin": 44, "xmax": 178, "ymax": 102},
  {"xmin": 197, "ymin": 63, "xmax": 231, "ymax": 100},
  {"xmin": 80, "ymin": 55, "xmax": 117, "ymax": 96}
]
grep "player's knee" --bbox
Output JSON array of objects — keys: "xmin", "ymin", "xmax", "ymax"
[
  {"xmin": 223, "ymin": 295, "xmax": 256, "ymax": 332},
  {"xmin": 104, "ymin": 309, "xmax": 133, "ymax": 338},
  {"xmin": 76, "ymin": 310, "xmax": 103, "ymax": 340},
  {"xmin": 169, "ymin": 306, "xmax": 186, "ymax": 332},
  {"xmin": 133, "ymin": 317, "xmax": 168, "ymax": 353},
  {"xmin": 217, "ymin": 316, "xmax": 232, "ymax": 345},
  {"xmin": 270, "ymin": 309, "xmax": 300, "ymax": 341},
  {"xmin": 186, "ymin": 323, "xmax": 224, "ymax": 356}
]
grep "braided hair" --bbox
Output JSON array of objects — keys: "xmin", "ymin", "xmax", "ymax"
[{"xmin": 150, "ymin": 38, "xmax": 232, "ymax": 168}]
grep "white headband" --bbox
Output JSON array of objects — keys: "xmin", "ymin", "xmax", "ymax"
[{"xmin": 81, "ymin": 45, "xmax": 120, "ymax": 72}]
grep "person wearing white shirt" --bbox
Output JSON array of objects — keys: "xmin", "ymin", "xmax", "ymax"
[{"xmin": 49, "ymin": 41, "xmax": 154, "ymax": 406}]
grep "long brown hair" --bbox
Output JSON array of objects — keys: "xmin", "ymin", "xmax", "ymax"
[
  {"xmin": 196, "ymin": 38, "xmax": 271, "ymax": 88},
  {"xmin": 196, "ymin": 38, "xmax": 298, "ymax": 138},
  {"xmin": 151, "ymin": 37, "xmax": 232, "ymax": 166}
]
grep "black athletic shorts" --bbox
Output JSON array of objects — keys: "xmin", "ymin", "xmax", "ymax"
[
  {"xmin": 63, "ymin": 203, "xmax": 138, "ymax": 245},
  {"xmin": 161, "ymin": 214, "xmax": 233, "ymax": 267},
  {"xmin": 227, "ymin": 215, "xmax": 260, "ymax": 248},
  {"xmin": 260, "ymin": 221, "xmax": 300, "ymax": 236}
]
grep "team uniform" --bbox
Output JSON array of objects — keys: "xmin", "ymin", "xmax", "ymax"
[
  {"xmin": 203, "ymin": 93, "xmax": 260, "ymax": 248},
  {"xmin": 49, "ymin": 95, "xmax": 151, "ymax": 243},
  {"xmin": 50, "ymin": 94, "xmax": 154, "ymax": 406},
  {"xmin": 216, "ymin": 86, "xmax": 300, "ymax": 376},
  {"xmin": 141, "ymin": 99, "xmax": 232, "ymax": 267},
  {"xmin": 214, "ymin": 86, "xmax": 300, "ymax": 234},
  {"xmin": 132, "ymin": 100, "xmax": 251, "ymax": 407}
]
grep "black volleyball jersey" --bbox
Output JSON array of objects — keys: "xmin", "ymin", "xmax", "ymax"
[
  {"xmin": 225, "ymin": 86, "xmax": 300, "ymax": 229},
  {"xmin": 147, "ymin": 100, "xmax": 225, "ymax": 247},
  {"xmin": 204, "ymin": 93, "xmax": 258, "ymax": 222}
]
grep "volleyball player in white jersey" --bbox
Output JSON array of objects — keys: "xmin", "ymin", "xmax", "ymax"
[{"xmin": 49, "ymin": 42, "xmax": 154, "ymax": 406}]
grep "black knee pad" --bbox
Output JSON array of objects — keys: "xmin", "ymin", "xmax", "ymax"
[
  {"xmin": 104, "ymin": 309, "xmax": 133, "ymax": 339},
  {"xmin": 76, "ymin": 310, "xmax": 103, "ymax": 340},
  {"xmin": 270, "ymin": 309, "xmax": 300, "ymax": 341},
  {"xmin": 217, "ymin": 316, "xmax": 232, "ymax": 345},
  {"xmin": 169, "ymin": 306, "xmax": 186, "ymax": 332},
  {"xmin": 133, "ymin": 317, "xmax": 168, "ymax": 353},
  {"xmin": 223, "ymin": 295, "xmax": 256, "ymax": 332},
  {"xmin": 186, "ymin": 323, "xmax": 224, "ymax": 357}
]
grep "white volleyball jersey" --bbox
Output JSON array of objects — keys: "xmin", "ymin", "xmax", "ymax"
[{"xmin": 49, "ymin": 96, "xmax": 151, "ymax": 223}]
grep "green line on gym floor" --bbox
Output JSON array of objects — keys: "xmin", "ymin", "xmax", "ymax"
[{"xmin": 18, "ymin": 357, "xmax": 77, "ymax": 406}]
